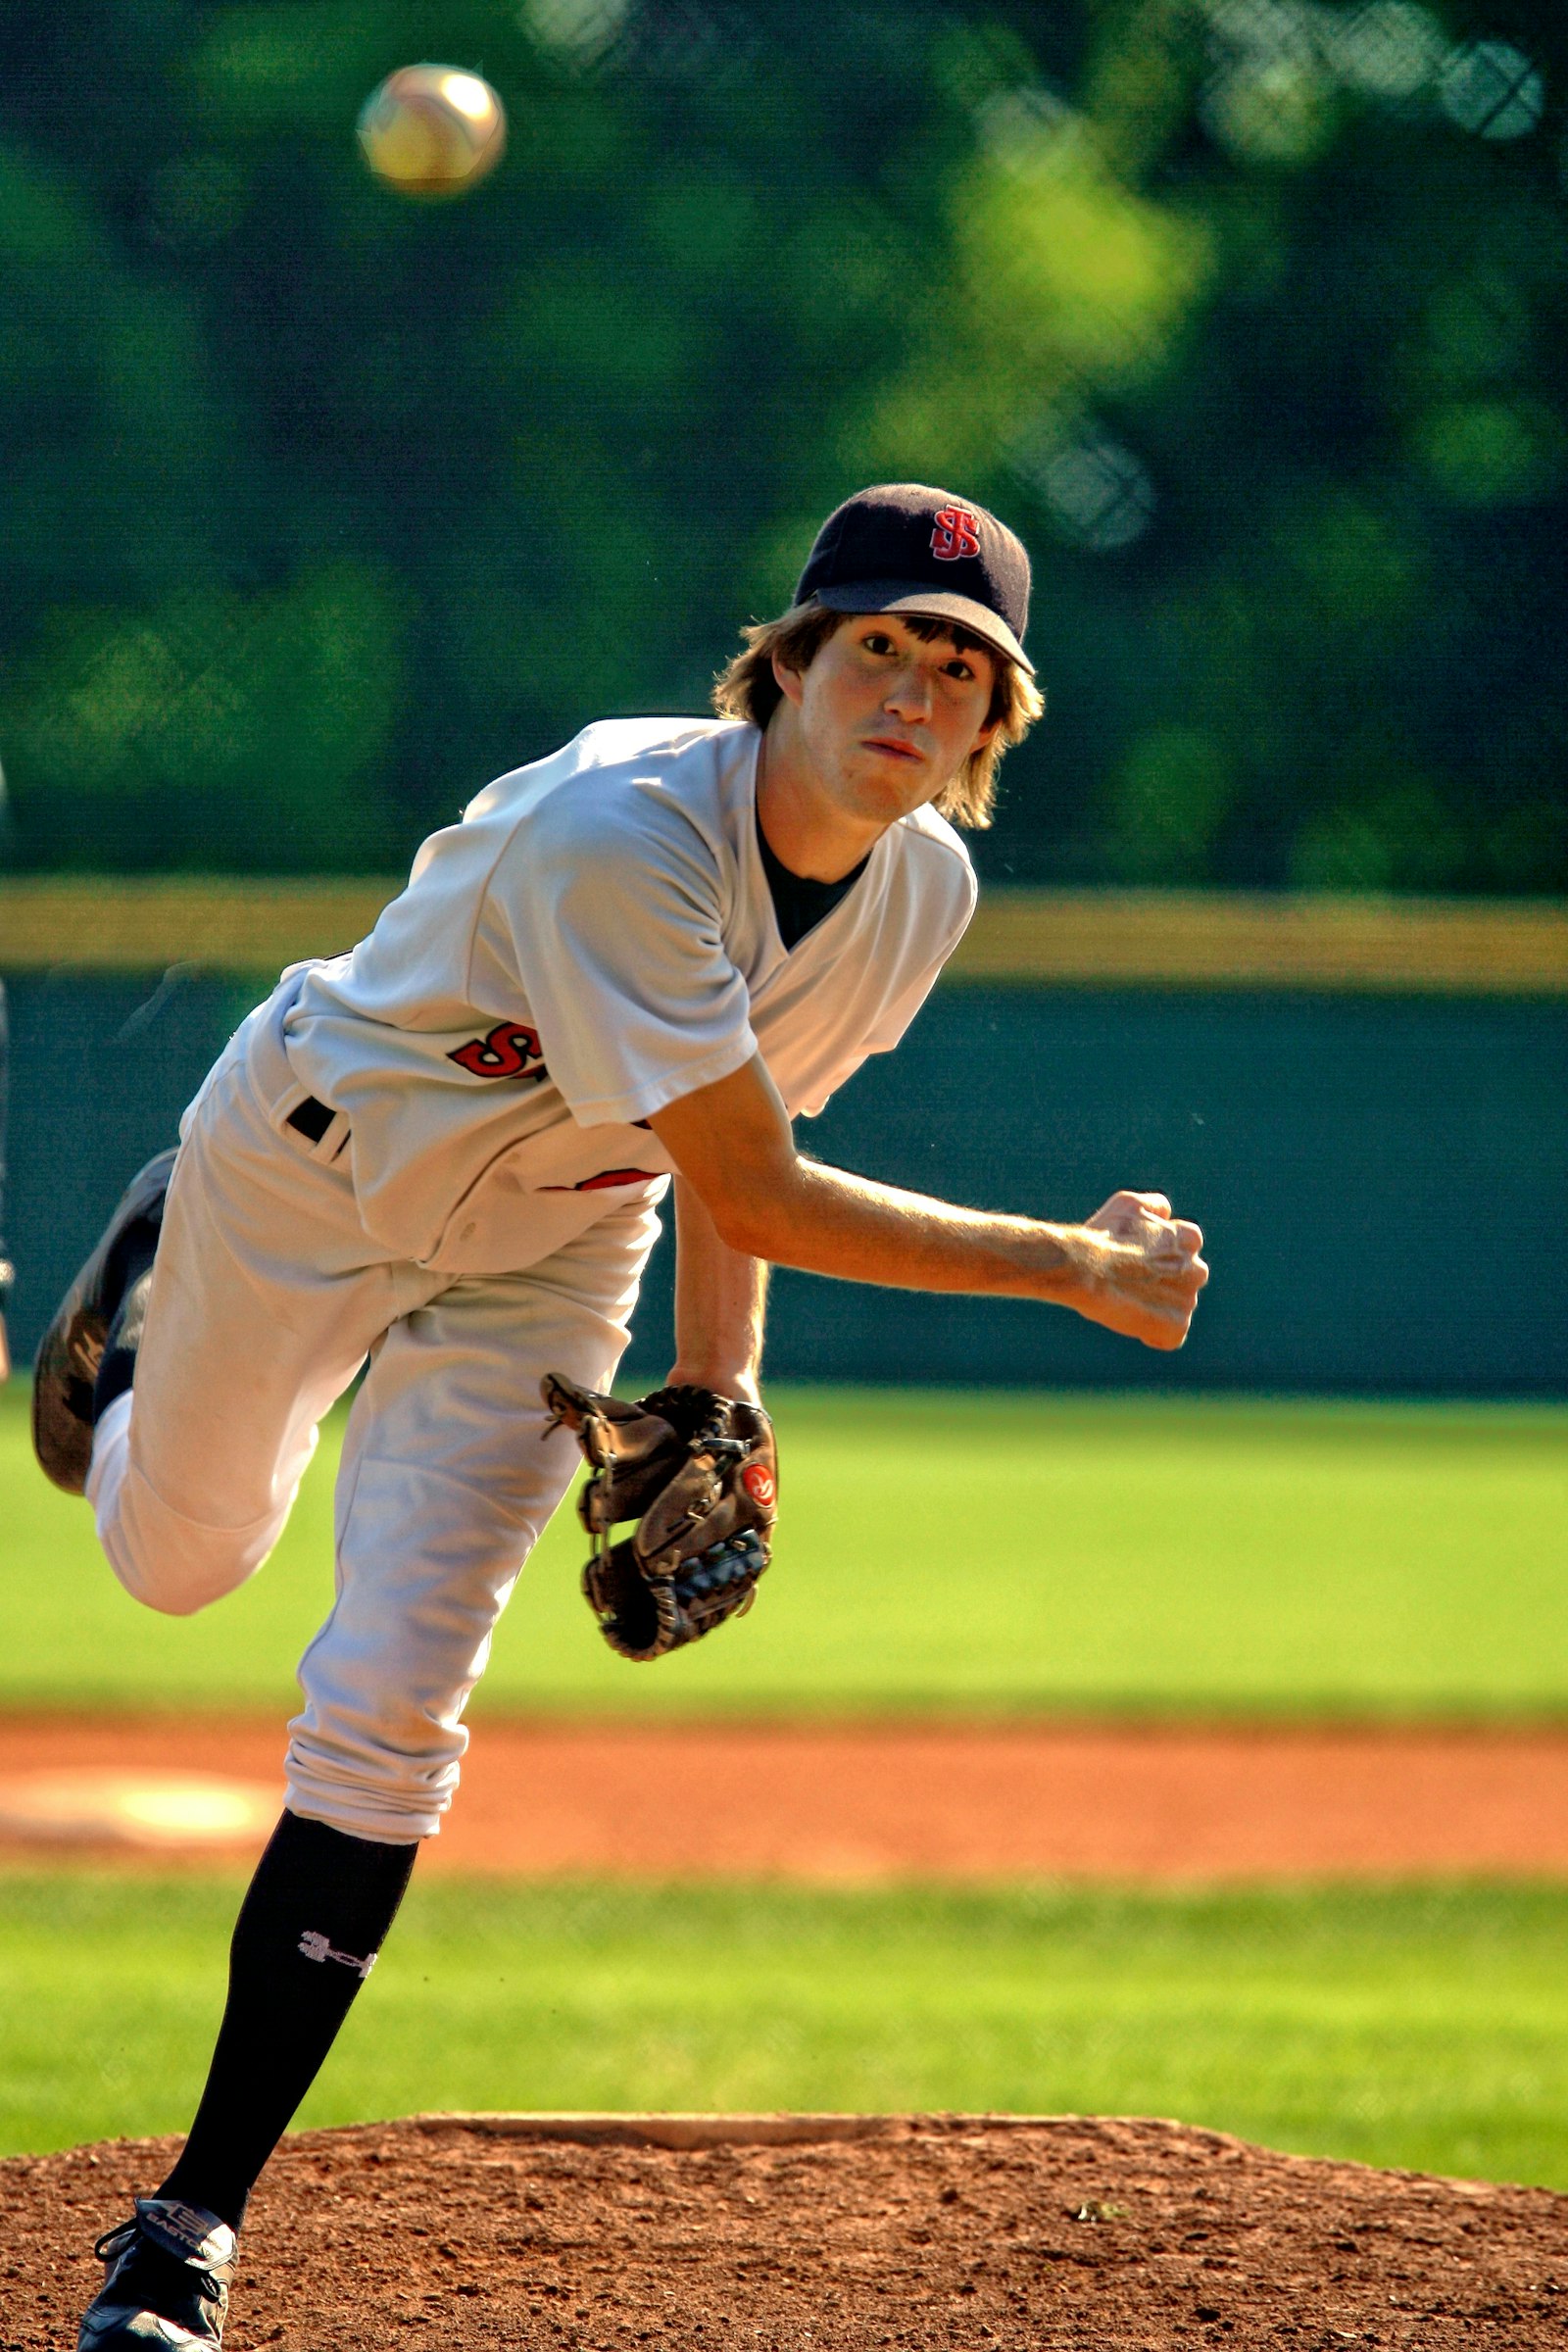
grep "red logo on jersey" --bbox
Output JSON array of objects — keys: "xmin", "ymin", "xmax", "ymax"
[
  {"xmin": 930, "ymin": 505, "xmax": 982, "ymax": 562},
  {"xmin": 447, "ymin": 1022, "xmax": 546, "ymax": 1081},
  {"xmin": 741, "ymin": 1461, "xmax": 776, "ymax": 1510}
]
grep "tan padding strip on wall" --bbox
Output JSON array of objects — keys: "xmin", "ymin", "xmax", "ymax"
[
  {"xmin": 2, "ymin": 879, "xmax": 1566, "ymax": 991},
  {"xmin": 949, "ymin": 888, "xmax": 1568, "ymax": 992}
]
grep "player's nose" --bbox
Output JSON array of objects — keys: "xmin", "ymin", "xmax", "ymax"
[{"xmin": 883, "ymin": 662, "xmax": 933, "ymax": 719}]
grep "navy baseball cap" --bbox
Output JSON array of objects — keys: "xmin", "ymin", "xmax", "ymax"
[{"xmin": 795, "ymin": 482, "xmax": 1034, "ymax": 674}]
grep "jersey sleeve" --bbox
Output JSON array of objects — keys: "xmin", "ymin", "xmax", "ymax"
[{"xmin": 499, "ymin": 780, "xmax": 758, "ymax": 1127}]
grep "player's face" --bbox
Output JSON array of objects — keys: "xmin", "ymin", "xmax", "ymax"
[{"xmin": 787, "ymin": 614, "xmax": 999, "ymax": 824}]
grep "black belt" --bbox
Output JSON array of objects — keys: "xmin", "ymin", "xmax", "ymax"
[{"xmin": 287, "ymin": 1095, "xmax": 338, "ymax": 1145}]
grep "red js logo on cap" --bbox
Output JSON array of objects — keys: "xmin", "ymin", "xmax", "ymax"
[{"xmin": 930, "ymin": 505, "xmax": 981, "ymax": 562}]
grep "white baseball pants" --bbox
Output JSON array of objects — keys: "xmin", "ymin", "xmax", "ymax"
[{"xmin": 85, "ymin": 986, "xmax": 662, "ymax": 1842}]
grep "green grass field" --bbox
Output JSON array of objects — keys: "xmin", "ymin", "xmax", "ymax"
[
  {"xmin": 6, "ymin": 1384, "xmax": 1567, "ymax": 2191},
  {"xmin": 2, "ymin": 1383, "xmax": 1564, "ymax": 1718},
  {"xmin": 4, "ymin": 1873, "xmax": 1568, "ymax": 2188}
]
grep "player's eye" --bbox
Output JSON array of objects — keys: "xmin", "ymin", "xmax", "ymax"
[
  {"xmin": 942, "ymin": 659, "xmax": 975, "ymax": 682},
  {"xmin": 860, "ymin": 631, "xmax": 897, "ymax": 656}
]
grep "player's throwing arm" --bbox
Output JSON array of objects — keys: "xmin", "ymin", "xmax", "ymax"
[{"xmin": 648, "ymin": 1058, "xmax": 1207, "ymax": 1352}]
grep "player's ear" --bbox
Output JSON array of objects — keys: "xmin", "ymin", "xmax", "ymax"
[{"xmin": 770, "ymin": 647, "xmax": 808, "ymax": 710}]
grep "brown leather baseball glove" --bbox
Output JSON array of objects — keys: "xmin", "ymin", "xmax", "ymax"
[{"xmin": 541, "ymin": 1375, "xmax": 778, "ymax": 1662}]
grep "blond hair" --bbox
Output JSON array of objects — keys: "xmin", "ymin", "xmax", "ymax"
[{"xmin": 711, "ymin": 601, "xmax": 1044, "ymax": 828}]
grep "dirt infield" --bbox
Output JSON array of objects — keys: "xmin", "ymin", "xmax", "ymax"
[
  {"xmin": 5, "ymin": 1714, "xmax": 1568, "ymax": 1878},
  {"xmin": 5, "ymin": 2112, "xmax": 1566, "ymax": 2348}
]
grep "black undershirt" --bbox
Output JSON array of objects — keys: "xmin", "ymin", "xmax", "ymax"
[{"xmin": 756, "ymin": 808, "xmax": 869, "ymax": 952}]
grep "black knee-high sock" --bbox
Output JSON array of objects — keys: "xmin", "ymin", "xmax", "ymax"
[{"xmin": 158, "ymin": 1812, "xmax": 417, "ymax": 2230}]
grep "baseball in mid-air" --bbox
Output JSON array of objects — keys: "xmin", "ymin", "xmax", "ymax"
[{"xmin": 357, "ymin": 65, "xmax": 507, "ymax": 199}]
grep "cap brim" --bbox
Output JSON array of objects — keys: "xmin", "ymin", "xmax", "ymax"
[{"xmin": 811, "ymin": 580, "xmax": 1034, "ymax": 675}]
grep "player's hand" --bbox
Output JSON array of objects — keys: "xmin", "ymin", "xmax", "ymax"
[{"xmin": 1072, "ymin": 1190, "xmax": 1208, "ymax": 1350}]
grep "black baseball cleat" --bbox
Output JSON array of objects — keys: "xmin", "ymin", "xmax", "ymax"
[
  {"xmin": 78, "ymin": 2198, "xmax": 236, "ymax": 2349},
  {"xmin": 32, "ymin": 1147, "xmax": 177, "ymax": 1496}
]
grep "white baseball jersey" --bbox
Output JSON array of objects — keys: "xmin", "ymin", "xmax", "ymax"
[
  {"xmin": 282, "ymin": 716, "xmax": 977, "ymax": 1273},
  {"xmin": 88, "ymin": 711, "xmax": 980, "ymax": 1841}
]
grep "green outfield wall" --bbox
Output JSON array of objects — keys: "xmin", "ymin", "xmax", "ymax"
[{"xmin": 2, "ymin": 889, "xmax": 1564, "ymax": 1395}]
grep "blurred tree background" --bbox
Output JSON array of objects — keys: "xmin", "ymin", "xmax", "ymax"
[{"xmin": 0, "ymin": 0, "xmax": 1563, "ymax": 891}]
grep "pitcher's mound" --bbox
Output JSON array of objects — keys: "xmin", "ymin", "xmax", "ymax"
[{"xmin": 5, "ymin": 2111, "xmax": 1564, "ymax": 2348}]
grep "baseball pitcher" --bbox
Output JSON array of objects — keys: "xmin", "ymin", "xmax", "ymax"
[{"xmin": 34, "ymin": 484, "xmax": 1207, "ymax": 2348}]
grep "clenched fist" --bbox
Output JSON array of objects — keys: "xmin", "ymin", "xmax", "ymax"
[{"xmin": 1071, "ymin": 1189, "xmax": 1208, "ymax": 1350}]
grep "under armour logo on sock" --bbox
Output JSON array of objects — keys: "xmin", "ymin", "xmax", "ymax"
[{"xmin": 298, "ymin": 1930, "xmax": 376, "ymax": 1980}]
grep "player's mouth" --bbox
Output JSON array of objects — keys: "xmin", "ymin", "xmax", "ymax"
[{"xmin": 861, "ymin": 733, "xmax": 924, "ymax": 763}]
